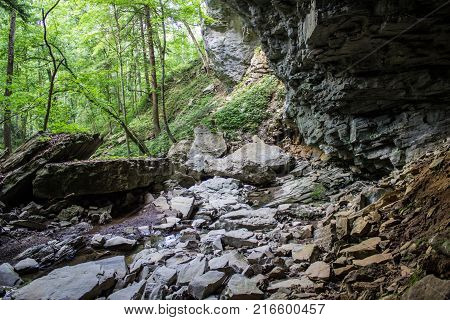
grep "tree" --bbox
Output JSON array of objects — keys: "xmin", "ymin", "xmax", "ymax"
[
  {"xmin": 3, "ymin": 9, "xmax": 16, "ymax": 155},
  {"xmin": 144, "ymin": 4, "xmax": 161, "ymax": 138},
  {"xmin": 42, "ymin": 0, "xmax": 64, "ymax": 132},
  {"xmin": 158, "ymin": 0, "xmax": 176, "ymax": 144}
]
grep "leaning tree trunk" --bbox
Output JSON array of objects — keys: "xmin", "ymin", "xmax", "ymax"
[{"xmin": 3, "ymin": 9, "xmax": 16, "ymax": 156}]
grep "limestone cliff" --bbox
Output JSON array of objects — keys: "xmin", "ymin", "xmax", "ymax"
[{"xmin": 216, "ymin": 0, "xmax": 450, "ymax": 171}]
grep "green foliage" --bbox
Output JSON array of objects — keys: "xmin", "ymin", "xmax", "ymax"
[
  {"xmin": 213, "ymin": 76, "xmax": 278, "ymax": 136},
  {"xmin": 311, "ymin": 183, "xmax": 327, "ymax": 201}
]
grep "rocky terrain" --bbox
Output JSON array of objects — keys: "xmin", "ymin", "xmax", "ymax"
[{"xmin": 0, "ymin": 129, "xmax": 448, "ymax": 300}]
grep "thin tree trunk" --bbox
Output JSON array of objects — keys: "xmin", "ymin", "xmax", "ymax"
[
  {"xmin": 159, "ymin": 0, "xmax": 176, "ymax": 144},
  {"xmin": 3, "ymin": 9, "xmax": 16, "ymax": 156},
  {"xmin": 139, "ymin": 15, "xmax": 152, "ymax": 113},
  {"xmin": 112, "ymin": 4, "xmax": 131, "ymax": 156},
  {"xmin": 42, "ymin": 0, "xmax": 62, "ymax": 132},
  {"xmin": 182, "ymin": 20, "xmax": 210, "ymax": 73},
  {"xmin": 144, "ymin": 5, "xmax": 161, "ymax": 137}
]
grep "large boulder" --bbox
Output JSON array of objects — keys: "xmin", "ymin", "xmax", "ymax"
[
  {"xmin": 12, "ymin": 256, "xmax": 127, "ymax": 300},
  {"xmin": 0, "ymin": 133, "xmax": 102, "ymax": 205},
  {"xmin": 402, "ymin": 275, "xmax": 450, "ymax": 300},
  {"xmin": 203, "ymin": 0, "xmax": 260, "ymax": 86},
  {"xmin": 0, "ymin": 263, "xmax": 22, "ymax": 287},
  {"xmin": 33, "ymin": 158, "xmax": 173, "ymax": 199},
  {"xmin": 206, "ymin": 137, "xmax": 293, "ymax": 185}
]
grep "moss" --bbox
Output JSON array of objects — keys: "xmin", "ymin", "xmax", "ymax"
[
  {"xmin": 311, "ymin": 183, "xmax": 327, "ymax": 201},
  {"xmin": 213, "ymin": 76, "xmax": 279, "ymax": 137}
]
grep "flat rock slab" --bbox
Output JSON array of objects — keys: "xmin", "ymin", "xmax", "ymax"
[
  {"xmin": 188, "ymin": 271, "xmax": 227, "ymax": 300},
  {"xmin": 224, "ymin": 274, "xmax": 263, "ymax": 299},
  {"xmin": 0, "ymin": 133, "xmax": 102, "ymax": 205},
  {"xmin": 33, "ymin": 158, "xmax": 173, "ymax": 199},
  {"xmin": 12, "ymin": 256, "xmax": 127, "ymax": 300},
  {"xmin": 107, "ymin": 280, "xmax": 146, "ymax": 300}
]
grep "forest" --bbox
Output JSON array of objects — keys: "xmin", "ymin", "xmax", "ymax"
[
  {"xmin": 0, "ymin": 0, "xmax": 448, "ymax": 304},
  {"xmin": 1, "ymin": 0, "xmax": 210, "ymax": 157}
]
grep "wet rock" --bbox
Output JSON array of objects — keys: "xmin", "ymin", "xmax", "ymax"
[
  {"xmin": 188, "ymin": 271, "xmax": 227, "ymax": 300},
  {"xmin": 12, "ymin": 256, "xmax": 126, "ymax": 300},
  {"xmin": 14, "ymin": 258, "xmax": 39, "ymax": 275},
  {"xmin": 104, "ymin": 237, "xmax": 137, "ymax": 251},
  {"xmin": 33, "ymin": 158, "xmax": 173, "ymax": 199},
  {"xmin": 222, "ymin": 229, "xmax": 257, "ymax": 249},
  {"xmin": 305, "ymin": 262, "xmax": 331, "ymax": 281},
  {"xmin": 224, "ymin": 274, "xmax": 263, "ymax": 299},
  {"xmin": 402, "ymin": 275, "xmax": 450, "ymax": 300},
  {"xmin": 0, "ymin": 263, "xmax": 22, "ymax": 287},
  {"xmin": 107, "ymin": 280, "xmax": 146, "ymax": 300}
]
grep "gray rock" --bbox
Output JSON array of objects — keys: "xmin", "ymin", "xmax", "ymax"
[
  {"xmin": 188, "ymin": 271, "xmax": 227, "ymax": 300},
  {"xmin": 222, "ymin": 229, "xmax": 257, "ymax": 248},
  {"xmin": 104, "ymin": 237, "xmax": 137, "ymax": 251},
  {"xmin": 203, "ymin": 0, "xmax": 260, "ymax": 86},
  {"xmin": 14, "ymin": 258, "xmax": 39, "ymax": 274},
  {"xmin": 150, "ymin": 266, "xmax": 177, "ymax": 286},
  {"xmin": 402, "ymin": 275, "xmax": 450, "ymax": 300},
  {"xmin": 219, "ymin": 208, "xmax": 277, "ymax": 231},
  {"xmin": 216, "ymin": 0, "xmax": 450, "ymax": 170},
  {"xmin": 224, "ymin": 274, "xmax": 263, "ymax": 299},
  {"xmin": 12, "ymin": 256, "xmax": 127, "ymax": 300},
  {"xmin": 0, "ymin": 263, "xmax": 22, "ymax": 287},
  {"xmin": 107, "ymin": 280, "xmax": 146, "ymax": 300},
  {"xmin": 267, "ymin": 277, "xmax": 315, "ymax": 292},
  {"xmin": 206, "ymin": 138, "xmax": 293, "ymax": 185},
  {"xmin": 305, "ymin": 261, "xmax": 331, "ymax": 281},
  {"xmin": 177, "ymin": 257, "xmax": 207, "ymax": 285},
  {"xmin": 170, "ymin": 196, "xmax": 195, "ymax": 219}
]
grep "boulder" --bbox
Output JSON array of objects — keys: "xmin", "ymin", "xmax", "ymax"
[
  {"xmin": 12, "ymin": 256, "xmax": 127, "ymax": 300},
  {"xmin": 206, "ymin": 138, "xmax": 293, "ymax": 185},
  {"xmin": 292, "ymin": 244, "xmax": 320, "ymax": 263},
  {"xmin": 188, "ymin": 271, "xmax": 227, "ymax": 300},
  {"xmin": 150, "ymin": 266, "xmax": 177, "ymax": 286},
  {"xmin": 224, "ymin": 274, "xmax": 264, "ymax": 299},
  {"xmin": 353, "ymin": 253, "xmax": 393, "ymax": 267},
  {"xmin": 167, "ymin": 140, "xmax": 192, "ymax": 162},
  {"xmin": 14, "ymin": 258, "xmax": 39, "ymax": 275},
  {"xmin": 188, "ymin": 127, "xmax": 227, "ymax": 159},
  {"xmin": 218, "ymin": 208, "xmax": 277, "ymax": 231},
  {"xmin": 107, "ymin": 280, "xmax": 146, "ymax": 300},
  {"xmin": 267, "ymin": 277, "xmax": 314, "ymax": 292},
  {"xmin": 305, "ymin": 261, "xmax": 331, "ymax": 281},
  {"xmin": 222, "ymin": 229, "xmax": 257, "ymax": 248},
  {"xmin": 104, "ymin": 237, "xmax": 137, "ymax": 251},
  {"xmin": 0, "ymin": 133, "xmax": 102, "ymax": 205},
  {"xmin": 403, "ymin": 275, "xmax": 450, "ymax": 300},
  {"xmin": 0, "ymin": 263, "xmax": 22, "ymax": 287},
  {"xmin": 170, "ymin": 196, "xmax": 195, "ymax": 219},
  {"xmin": 177, "ymin": 257, "xmax": 207, "ymax": 285},
  {"xmin": 339, "ymin": 237, "xmax": 381, "ymax": 259},
  {"xmin": 33, "ymin": 158, "xmax": 173, "ymax": 199}
]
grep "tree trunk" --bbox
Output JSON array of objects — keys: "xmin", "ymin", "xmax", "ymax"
[
  {"xmin": 139, "ymin": 15, "xmax": 152, "ymax": 112},
  {"xmin": 112, "ymin": 4, "xmax": 131, "ymax": 156},
  {"xmin": 144, "ymin": 5, "xmax": 161, "ymax": 137},
  {"xmin": 159, "ymin": 0, "xmax": 176, "ymax": 144},
  {"xmin": 182, "ymin": 20, "xmax": 210, "ymax": 73},
  {"xmin": 3, "ymin": 9, "xmax": 16, "ymax": 156}
]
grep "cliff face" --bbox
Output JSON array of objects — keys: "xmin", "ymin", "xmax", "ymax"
[
  {"xmin": 203, "ymin": 0, "xmax": 260, "ymax": 86},
  {"xmin": 217, "ymin": 0, "xmax": 450, "ymax": 171}
]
